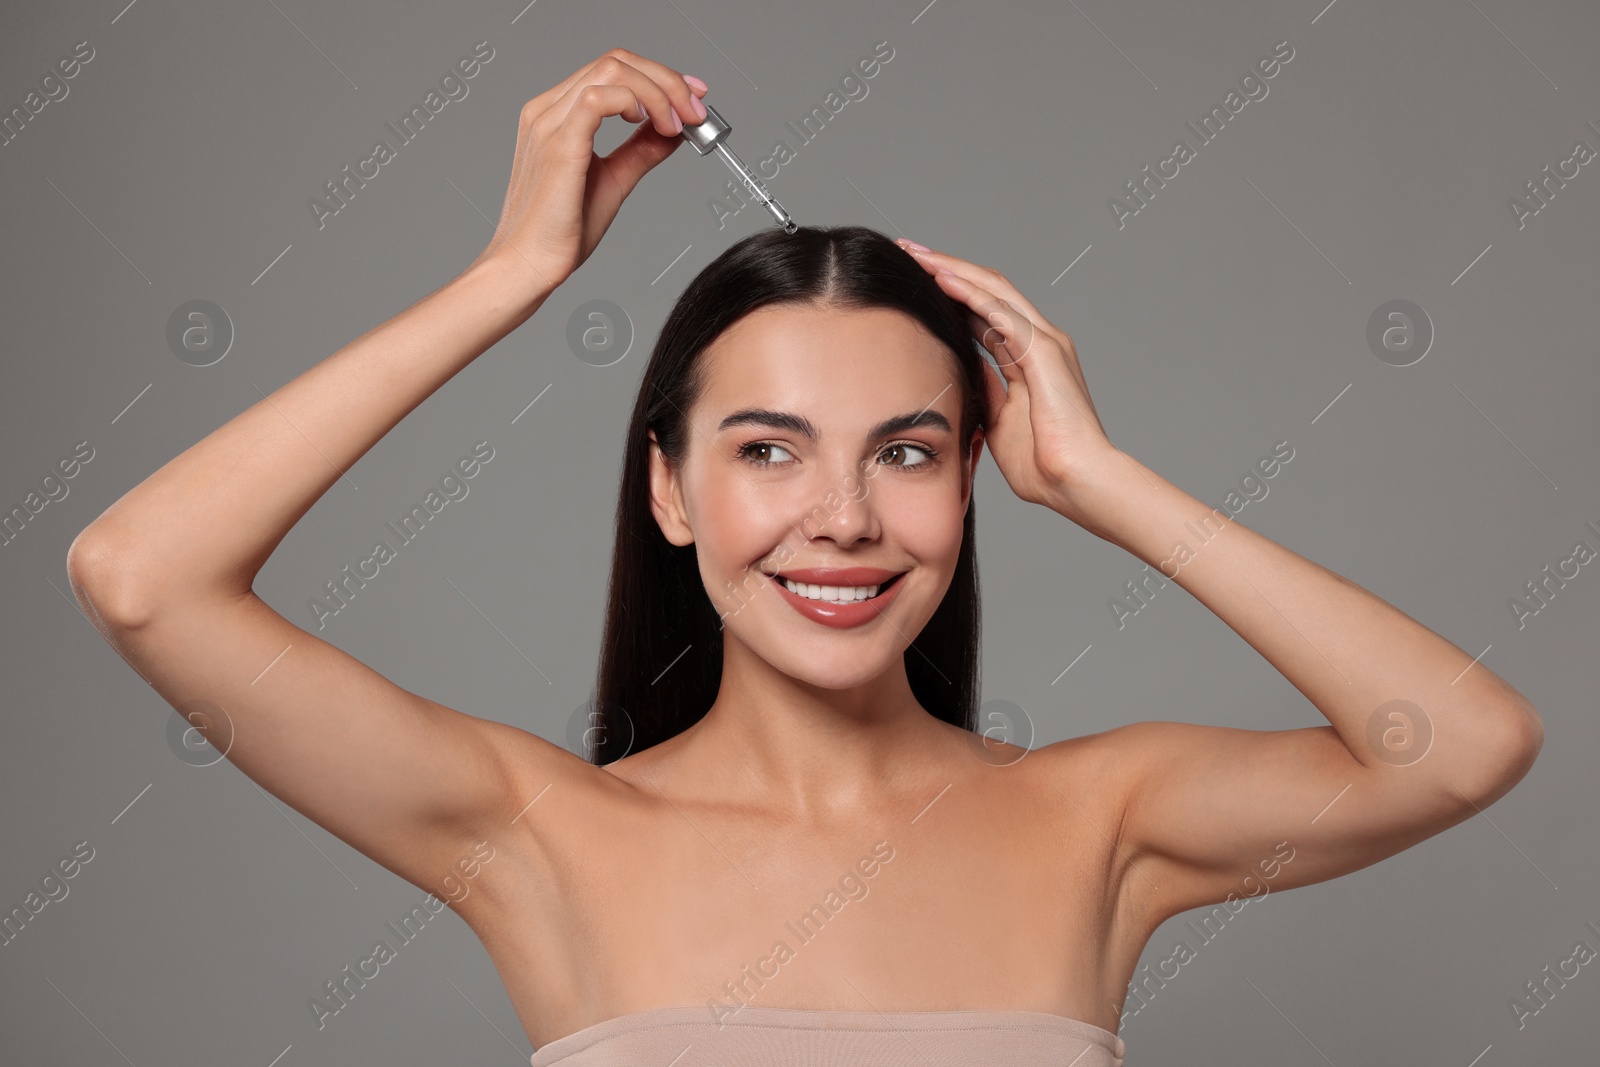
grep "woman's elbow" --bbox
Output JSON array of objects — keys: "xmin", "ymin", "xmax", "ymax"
[
  {"xmin": 1465, "ymin": 703, "xmax": 1544, "ymax": 806},
  {"xmin": 66, "ymin": 527, "xmax": 157, "ymax": 631}
]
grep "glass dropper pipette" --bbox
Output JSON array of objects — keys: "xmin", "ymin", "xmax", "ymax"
[{"xmin": 680, "ymin": 100, "xmax": 797, "ymax": 234}]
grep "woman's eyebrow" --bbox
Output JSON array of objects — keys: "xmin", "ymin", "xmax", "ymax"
[{"xmin": 716, "ymin": 407, "xmax": 952, "ymax": 441}]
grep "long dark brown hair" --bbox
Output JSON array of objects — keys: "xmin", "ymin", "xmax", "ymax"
[{"xmin": 586, "ymin": 224, "xmax": 990, "ymax": 764}]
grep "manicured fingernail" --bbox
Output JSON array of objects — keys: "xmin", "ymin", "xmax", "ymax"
[
  {"xmin": 672, "ymin": 109, "xmax": 684, "ymax": 133},
  {"xmin": 683, "ymin": 73, "xmax": 709, "ymax": 93},
  {"xmin": 690, "ymin": 92, "xmax": 707, "ymax": 121},
  {"xmin": 898, "ymin": 238, "xmax": 931, "ymax": 252}
]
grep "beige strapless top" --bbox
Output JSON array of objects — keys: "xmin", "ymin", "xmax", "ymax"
[{"xmin": 528, "ymin": 1004, "xmax": 1127, "ymax": 1066}]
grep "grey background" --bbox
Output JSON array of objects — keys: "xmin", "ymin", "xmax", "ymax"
[{"xmin": 2, "ymin": 0, "xmax": 1596, "ymax": 1063}]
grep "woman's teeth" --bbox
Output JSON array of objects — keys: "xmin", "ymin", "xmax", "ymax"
[{"xmin": 781, "ymin": 578, "xmax": 883, "ymax": 602}]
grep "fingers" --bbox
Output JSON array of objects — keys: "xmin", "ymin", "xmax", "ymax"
[
  {"xmin": 893, "ymin": 239, "xmax": 1115, "ymax": 476},
  {"xmin": 542, "ymin": 49, "xmax": 707, "ymax": 140},
  {"xmin": 928, "ymin": 265, "xmax": 1038, "ymax": 389},
  {"xmin": 895, "ymin": 239, "xmax": 1045, "ymax": 320},
  {"xmin": 551, "ymin": 83, "xmax": 673, "ymax": 162},
  {"xmin": 596, "ymin": 112, "xmax": 687, "ymax": 194},
  {"xmin": 962, "ymin": 296, "xmax": 1035, "ymax": 373},
  {"xmin": 564, "ymin": 66, "xmax": 678, "ymax": 138},
  {"xmin": 601, "ymin": 48, "xmax": 708, "ymax": 127},
  {"xmin": 916, "ymin": 254, "xmax": 1099, "ymax": 440}
]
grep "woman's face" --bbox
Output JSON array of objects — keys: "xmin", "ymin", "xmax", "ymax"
[{"xmin": 649, "ymin": 302, "xmax": 984, "ymax": 691}]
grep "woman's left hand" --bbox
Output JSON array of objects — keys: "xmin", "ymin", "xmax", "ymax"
[{"xmin": 895, "ymin": 238, "xmax": 1119, "ymax": 513}]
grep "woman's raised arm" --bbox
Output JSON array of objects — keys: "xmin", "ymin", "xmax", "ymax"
[
  {"xmin": 894, "ymin": 237, "xmax": 1543, "ymax": 929},
  {"xmin": 64, "ymin": 49, "xmax": 710, "ymax": 898},
  {"xmin": 74, "ymin": 259, "xmax": 546, "ymax": 620}
]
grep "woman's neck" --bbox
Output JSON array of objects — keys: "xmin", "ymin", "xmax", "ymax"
[{"xmin": 652, "ymin": 666, "xmax": 961, "ymax": 822}]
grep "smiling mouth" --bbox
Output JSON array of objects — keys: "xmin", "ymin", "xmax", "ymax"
[{"xmin": 767, "ymin": 571, "xmax": 907, "ymax": 602}]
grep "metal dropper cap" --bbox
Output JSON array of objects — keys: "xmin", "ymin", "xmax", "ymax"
[{"xmin": 681, "ymin": 101, "xmax": 797, "ymax": 234}]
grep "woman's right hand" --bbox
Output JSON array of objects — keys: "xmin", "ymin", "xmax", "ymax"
[{"xmin": 468, "ymin": 48, "xmax": 708, "ymax": 298}]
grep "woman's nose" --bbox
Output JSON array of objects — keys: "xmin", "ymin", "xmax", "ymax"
[{"xmin": 799, "ymin": 463, "xmax": 878, "ymax": 545}]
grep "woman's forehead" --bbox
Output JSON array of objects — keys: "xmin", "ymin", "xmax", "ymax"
[{"xmin": 698, "ymin": 305, "xmax": 956, "ymax": 406}]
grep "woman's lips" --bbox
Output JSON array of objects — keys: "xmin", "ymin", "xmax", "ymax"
[{"xmin": 768, "ymin": 571, "xmax": 906, "ymax": 630}]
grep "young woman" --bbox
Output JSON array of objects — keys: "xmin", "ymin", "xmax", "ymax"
[{"xmin": 67, "ymin": 49, "xmax": 1542, "ymax": 1066}]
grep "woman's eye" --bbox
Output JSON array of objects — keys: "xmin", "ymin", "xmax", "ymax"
[
  {"xmin": 739, "ymin": 442, "xmax": 794, "ymax": 466},
  {"xmin": 737, "ymin": 441, "xmax": 936, "ymax": 469},
  {"xmin": 880, "ymin": 443, "xmax": 935, "ymax": 468}
]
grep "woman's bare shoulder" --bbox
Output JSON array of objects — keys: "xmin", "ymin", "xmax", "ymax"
[
  {"xmin": 1018, "ymin": 724, "xmax": 1149, "ymax": 841},
  {"xmin": 482, "ymin": 718, "xmax": 646, "ymax": 823}
]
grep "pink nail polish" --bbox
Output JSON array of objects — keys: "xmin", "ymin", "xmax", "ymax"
[
  {"xmin": 901, "ymin": 238, "xmax": 931, "ymax": 252},
  {"xmin": 683, "ymin": 73, "xmax": 709, "ymax": 93}
]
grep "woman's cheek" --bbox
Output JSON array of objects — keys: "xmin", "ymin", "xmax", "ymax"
[
  {"xmin": 904, "ymin": 482, "xmax": 967, "ymax": 561},
  {"xmin": 696, "ymin": 478, "xmax": 786, "ymax": 565}
]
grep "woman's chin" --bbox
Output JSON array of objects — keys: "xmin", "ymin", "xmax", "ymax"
[{"xmin": 770, "ymin": 648, "xmax": 898, "ymax": 692}]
